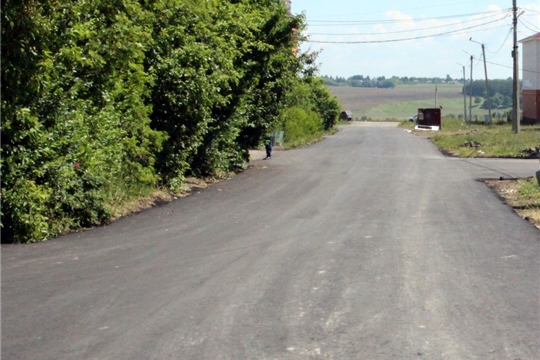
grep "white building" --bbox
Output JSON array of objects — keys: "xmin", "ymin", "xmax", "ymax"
[{"xmin": 520, "ymin": 32, "xmax": 540, "ymax": 124}]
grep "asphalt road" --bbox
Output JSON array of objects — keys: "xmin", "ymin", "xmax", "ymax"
[{"xmin": 2, "ymin": 123, "xmax": 539, "ymax": 360}]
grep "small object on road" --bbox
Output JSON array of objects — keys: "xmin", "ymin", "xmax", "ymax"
[{"xmin": 264, "ymin": 135, "xmax": 274, "ymax": 160}]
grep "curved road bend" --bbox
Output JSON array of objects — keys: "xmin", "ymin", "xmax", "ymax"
[{"xmin": 2, "ymin": 122, "xmax": 539, "ymax": 360}]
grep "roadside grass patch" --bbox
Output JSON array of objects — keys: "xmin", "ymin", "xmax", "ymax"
[
  {"xmin": 485, "ymin": 178, "xmax": 540, "ymax": 230},
  {"xmin": 107, "ymin": 188, "xmax": 175, "ymax": 221},
  {"xmin": 430, "ymin": 121, "xmax": 540, "ymax": 158}
]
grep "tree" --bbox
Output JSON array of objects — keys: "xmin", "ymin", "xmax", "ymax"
[{"xmin": 2, "ymin": 0, "xmax": 163, "ymax": 242}]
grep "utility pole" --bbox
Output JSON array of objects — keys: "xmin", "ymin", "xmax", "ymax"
[
  {"xmin": 458, "ymin": 62, "xmax": 468, "ymax": 122},
  {"xmin": 462, "ymin": 65, "xmax": 467, "ymax": 122},
  {"xmin": 512, "ymin": 0, "xmax": 520, "ymax": 133},
  {"xmin": 469, "ymin": 55, "xmax": 473, "ymax": 124},
  {"xmin": 470, "ymin": 38, "xmax": 492, "ymax": 124}
]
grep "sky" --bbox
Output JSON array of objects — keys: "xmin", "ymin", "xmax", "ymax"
[{"xmin": 292, "ymin": 0, "xmax": 540, "ymax": 80}]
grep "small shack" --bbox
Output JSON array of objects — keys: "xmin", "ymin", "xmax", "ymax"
[
  {"xmin": 415, "ymin": 108, "xmax": 442, "ymax": 131},
  {"xmin": 520, "ymin": 32, "xmax": 540, "ymax": 124}
]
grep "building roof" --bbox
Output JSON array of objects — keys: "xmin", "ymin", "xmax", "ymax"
[{"xmin": 519, "ymin": 32, "xmax": 540, "ymax": 43}]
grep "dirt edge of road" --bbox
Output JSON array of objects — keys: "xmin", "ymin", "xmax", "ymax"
[{"xmin": 484, "ymin": 178, "xmax": 540, "ymax": 231}]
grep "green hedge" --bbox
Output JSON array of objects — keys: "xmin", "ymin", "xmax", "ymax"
[
  {"xmin": 1, "ymin": 0, "xmax": 338, "ymax": 243},
  {"xmin": 2, "ymin": 0, "xmax": 163, "ymax": 242},
  {"xmin": 283, "ymin": 107, "xmax": 324, "ymax": 147}
]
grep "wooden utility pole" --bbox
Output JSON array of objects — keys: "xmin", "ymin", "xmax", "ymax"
[
  {"xmin": 471, "ymin": 38, "xmax": 492, "ymax": 124},
  {"xmin": 481, "ymin": 43, "xmax": 492, "ymax": 124},
  {"xmin": 462, "ymin": 65, "xmax": 467, "ymax": 122},
  {"xmin": 469, "ymin": 55, "xmax": 473, "ymax": 124},
  {"xmin": 512, "ymin": 0, "xmax": 521, "ymax": 133}
]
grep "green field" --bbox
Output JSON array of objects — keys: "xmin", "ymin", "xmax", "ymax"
[{"xmin": 329, "ymin": 84, "xmax": 511, "ymax": 121}]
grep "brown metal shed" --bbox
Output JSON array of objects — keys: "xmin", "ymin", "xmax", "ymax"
[{"xmin": 417, "ymin": 108, "xmax": 442, "ymax": 129}]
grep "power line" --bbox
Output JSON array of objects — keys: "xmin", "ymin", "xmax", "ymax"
[
  {"xmin": 306, "ymin": 16, "xmax": 510, "ymax": 44},
  {"xmin": 486, "ymin": 27, "xmax": 512, "ymax": 55},
  {"xmin": 485, "ymin": 60, "xmax": 512, "ymax": 69},
  {"xmin": 304, "ymin": 1, "xmax": 506, "ymax": 19},
  {"xmin": 307, "ymin": 9, "xmax": 509, "ymax": 26},
  {"xmin": 308, "ymin": 12, "xmax": 507, "ymax": 36},
  {"xmin": 519, "ymin": 18, "xmax": 540, "ymax": 33},
  {"xmin": 521, "ymin": 7, "xmax": 540, "ymax": 15},
  {"xmin": 485, "ymin": 60, "xmax": 540, "ymax": 75}
]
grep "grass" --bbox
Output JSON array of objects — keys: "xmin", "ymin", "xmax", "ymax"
[
  {"xmin": 411, "ymin": 118, "xmax": 540, "ymax": 158},
  {"xmin": 517, "ymin": 178, "xmax": 540, "ymax": 230},
  {"xmin": 485, "ymin": 177, "xmax": 540, "ymax": 230}
]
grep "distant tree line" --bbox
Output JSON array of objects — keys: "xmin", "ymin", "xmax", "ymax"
[
  {"xmin": 322, "ymin": 74, "xmax": 463, "ymax": 88},
  {"xmin": 463, "ymin": 78, "xmax": 515, "ymax": 110},
  {"xmin": 323, "ymin": 74, "xmax": 517, "ymax": 110},
  {"xmin": 1, "ymin": 0, "xmax": 340, "ymax": 243}
]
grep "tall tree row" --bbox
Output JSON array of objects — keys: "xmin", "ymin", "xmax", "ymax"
[{"xmin": 1, "ymin": 0, "xmax": 340, "ymax": 243}]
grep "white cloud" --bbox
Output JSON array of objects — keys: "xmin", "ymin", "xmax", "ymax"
[{"xmin": 299, "ymin": 1, "xmax": 540, "ymax": 79}]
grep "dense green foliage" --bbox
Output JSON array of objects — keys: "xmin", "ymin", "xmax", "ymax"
[
  {"xmin": 1, "ymin": 0, "xmax": 340, "ymax": 243},
  {"xmin": 2, "ymin": 0, "xmax": 163, "ymax": 242},
  {"xmin": 277, "ymin": 76, "xmax": 341, "ymax": 148},
  {"xmin": 463, "ymin": 78, "xmax": 515, "ymax": 110},
  {"xmin": 282, "ymin": 107, "xmax": 323, "ymax": 148}
]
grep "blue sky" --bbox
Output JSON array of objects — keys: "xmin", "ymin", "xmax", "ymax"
[{"xmin": 292, "ymin": 0, "xmax": 540, "ymax": 80}]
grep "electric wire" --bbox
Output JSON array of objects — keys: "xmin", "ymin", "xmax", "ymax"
[
  {"xmin": 521, "ymin": 8, "xmax": 540, "ymax": 15},
  {"xmin": 302, "ymin": 6, "xmax": 532, "ymax": 78},
  {"xmin": 307, "ymin": 12, "xmax": 507, "ymax": 36},
  {"xmin": 485, "ymin": 60, "xmax": 540, "ymax": 75},
  {"xmin": 305, "ymin": 1, "xmax": 507, "ymax": 19},
  {"xmin": 308, "ymin": 9, "xmax": 506, "ymax": 23},
  {"xmin": 307, "ymin": 10, "xmax": 509, "ymax": 26},
  {"xmin": 519, "ymin": 18, "xmax": 540, "ymax": 33},
  {"xmin": 305, "ymin": 16, "xmax": 510, "ymax": 44},
  {"xmin": 486, "ymin": 27, "xmax": 513, "ymax": 55}
]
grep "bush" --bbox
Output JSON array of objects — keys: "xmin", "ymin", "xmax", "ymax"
[
  {"xmin": 145, "ymin": 0, "xmax": 301, "ymax": 182},
  {"xmin": 285, "ymin": 77, "xmax": 341, "ymax": 132},
  {"xmin": 1, "ymin": 0, "xmax": 163, "ymax": 243},
  {"xmin": 283, "ymin": 107, "xmax": 324, "ymax": 147},
  {"xmin": 1, "ymin": 0, "xmax": 304, "ymax": 242}
]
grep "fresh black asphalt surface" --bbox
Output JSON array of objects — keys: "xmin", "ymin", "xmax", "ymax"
[{"xmin": 2, "ymin": 122, "xmax": 539, "ymax": 359}]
